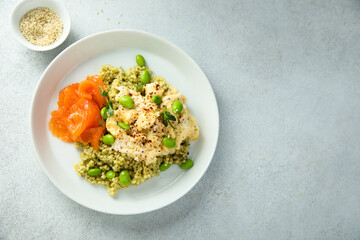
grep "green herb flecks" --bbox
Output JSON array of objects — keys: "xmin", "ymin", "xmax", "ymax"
[
  {"xmin": 135, "ymin": 82, "xmax": 144, "ymax": 92},
  {"xmin": 99, "ymin": 86, "xmax": 114, "ymax": 124},
  {"xmin": 161, "ymin": 106, "xmax": 177, "ymax": 129}
]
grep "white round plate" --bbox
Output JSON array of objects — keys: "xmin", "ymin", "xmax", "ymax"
[{"xmin": 31, "ymin": 30, "xmax": 219, "ymax": 215}]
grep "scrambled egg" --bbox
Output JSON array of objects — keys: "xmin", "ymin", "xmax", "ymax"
[{"xmin": 106, "ymin": 82, "xmax": 199, "ymax": 164}]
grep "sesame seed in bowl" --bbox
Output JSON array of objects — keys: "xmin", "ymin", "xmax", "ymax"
[
  {"xmin": 20, "ymin": 7, "xmax": 63, "ymax": 46},
  {"xmin": 10, "ymin": 0, "xmax": 71, "ymax": 51}
]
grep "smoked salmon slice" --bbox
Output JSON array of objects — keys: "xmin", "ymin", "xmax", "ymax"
[
  {"xmin": 67, "ymin": 98, "xmax": 101, "ymax": 139},
  {"xmin": 48, "ymin": 117, "xmax": 72, "ymax": 142},
  {"xmin": 57, "ymin": 83, "xmax": 79, "ymax": 110},
  {"xmin": 48, "ymin": 75, "xmax": 106, "ymax": 150},
  {"xmin": 86, "ymin": 75, "xmax": 105, "ymax": 89},
  {"xmin": 78, "ymin": 80, "xmax": 107, "ymax": 108},
  {"xmin": 76, "ymin": 126, "xmax": 105, "ymax": 150}
]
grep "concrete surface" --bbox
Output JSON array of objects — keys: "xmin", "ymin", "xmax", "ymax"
[{"xmin": 1, "ymin": 0, "xmax": 360, "ymax": 239}]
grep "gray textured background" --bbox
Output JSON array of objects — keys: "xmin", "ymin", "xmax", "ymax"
[{"xmin": 1, "ymin": 0, "xmax": 360, "ymax": 239}]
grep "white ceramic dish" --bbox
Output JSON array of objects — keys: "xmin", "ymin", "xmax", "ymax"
[
  {"xmin": 31, "ymin": 30, "xmax": 219, "ymax": 215},
  {"xmin": 10, "ymin": 0, "xmax": 71, "ymax": 51}
]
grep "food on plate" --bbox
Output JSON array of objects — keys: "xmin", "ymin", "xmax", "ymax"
[
  {"xmin": 180, "ymin": 159, "xmax": 194, "ymax": 169},
  {"xmin": 49, "ymin": 55, "xmax": 199, "ymax": 195},
  {"xmin": 19, "ymin": 7, "xmax": 63, "ymax": 46},
  {"xmin": 159, "ymin": 162, "xmax": 171, "ymax": 172},
  {"xmin": 48, "ymin": 75, "xmax": 106, "ymax": 150},
  {"xmin": 136, "ymin": 54, "xmax": 146, "ymax": 67}
]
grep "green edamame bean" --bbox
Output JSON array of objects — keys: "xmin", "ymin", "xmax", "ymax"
[
  {"xmin": 88, "ymin": 168, "xmax": 101, "ymax": 176},
  {"xmin": 101, "ymin": 107, "xmax": 107, "ymax": 119},
  {"xmin": 159, "ymin": 162, "xmax": 171, "ymax": 171},
  {"xmin": 180, "ymin": 159, "xmax": 194, "ymax": 169},
  {"xmin": 102, "ymin": 134, "xmax": 115, "ymax": 145},
  {"xmin": 136, "ymin": 55, "xmax": 146, "ymax": 66},
  {"xmin": 106, "ymin": 170, "xmax": 115, "ymax": 179},
  {"xmin": 119, "ymin": 170, "xmax": 131, "ymax": 186},
  {"xmin": 118, "ymin": 122, "xmax": 130, "ymax": 130},
  {"xmin": 140, "ymin": 70, "xmax": 151, "ymax": 84},
  {"xmin": 119, "ymin": 96, "xmax": 135, "ymax": 108},
  {"xmin": 172, "ymin": 100, "xmax": 183, "ymax": 114},
  {"xmin": 162, "ymin": 137, "xmax": 176, "ymax": 148},
  {"xmin": 152, "ymin": 95, "xmax": 162, "ymax": 105}
]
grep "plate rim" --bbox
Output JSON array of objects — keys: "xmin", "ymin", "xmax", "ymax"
[{"xmin": 30, "ymin": 29, "xmax": 219, "ymax": 215}]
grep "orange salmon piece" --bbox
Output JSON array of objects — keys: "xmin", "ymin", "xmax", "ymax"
[
  {"xmin": 67, "ymin": 98, "xmax": 101, "ymax": 139},
  {"xmin": 49, "ymin": 75, "xmax": 107, "ymax": 149},
  {"xmin": 57, "ymin": 83, "xmax": 80, "ymax": 110},
  {"xmin": 76, "ymin": 126, "xmax": 105, "ymax": 150},
  {"xmin": 48, "ymin": 109, "xmax": 72, "ymax": 142},
  {"xmin": 78, "ymin": 79, "xmax": 107, "ymax": 108},
  {"xmin": 87, "ymin": 75, "xmax": 106, "ymax": 89}
]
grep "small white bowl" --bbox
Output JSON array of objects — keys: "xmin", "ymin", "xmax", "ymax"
[{"xmin": 10, "ymin": 0, "xmax": 71, "ymax": 51}]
